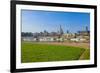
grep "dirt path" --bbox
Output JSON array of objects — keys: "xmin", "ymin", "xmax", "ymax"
[
  {"xmin": 79, "ymin": 50, "xmax": 86, "ymax": 60},
  {"xmin": 79, "ymin": 49, "xmax": 90, "ymax": 60},
  {"xmin": 37, "ymin": 42, "xmax": 90, "ymax": 49}
]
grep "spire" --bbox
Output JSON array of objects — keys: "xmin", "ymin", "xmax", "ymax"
[
  {"xmin": 86, "ymin": 26, "xmax": 88, "ymax": 31},
  {"xmin": 67, "ymin": 30, "xmax": 69, "ymax": 33},
  {"xmin": 60, "ymin": 25, "xmax": 63, "ymax": 35}
]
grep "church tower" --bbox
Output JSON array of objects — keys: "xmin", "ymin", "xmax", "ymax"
[{"xmin": 59, "ymin": 25, "xmax": 64, "ymax": 35}]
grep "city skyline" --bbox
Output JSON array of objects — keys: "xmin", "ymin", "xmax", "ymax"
[{"xmin": 21, "ymin": 10, "xmax": 90, "ymax": 33}]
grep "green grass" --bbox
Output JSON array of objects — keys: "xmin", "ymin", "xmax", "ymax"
[{"xmin": 21, "ymin": 42, "xmax": 86, "ymax": 63}]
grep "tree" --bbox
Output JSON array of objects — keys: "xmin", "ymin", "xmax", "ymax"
[
  {"xmin": 21, "ymin": 32, "xmax": 33, "ymax": 37},
  {"xmin": 44, "ymin": 30, "xmax": 48, "ymax": 36},
  {"xmin": 74, "ymin": 33, "xmax": 77, "ymax": 38}
]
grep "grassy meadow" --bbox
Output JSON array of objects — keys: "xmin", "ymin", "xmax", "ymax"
[{"xmin": 21, "ymin": 42, "xmax": 90, "ymax": 63}]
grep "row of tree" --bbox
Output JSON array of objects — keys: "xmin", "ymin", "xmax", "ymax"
[{"xmin": 21, "ymin": 32, "xmax": 33, "ymax": 37}]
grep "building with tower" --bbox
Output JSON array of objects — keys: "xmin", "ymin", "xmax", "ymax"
[{"xmin": 22, "ymin": 25, "xmax": 90, "ymax": 42}]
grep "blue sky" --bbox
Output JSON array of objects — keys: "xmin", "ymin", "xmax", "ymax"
[{"xmin": 21, "ymin": 10, "xmax": 90, "ymax": 33}]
